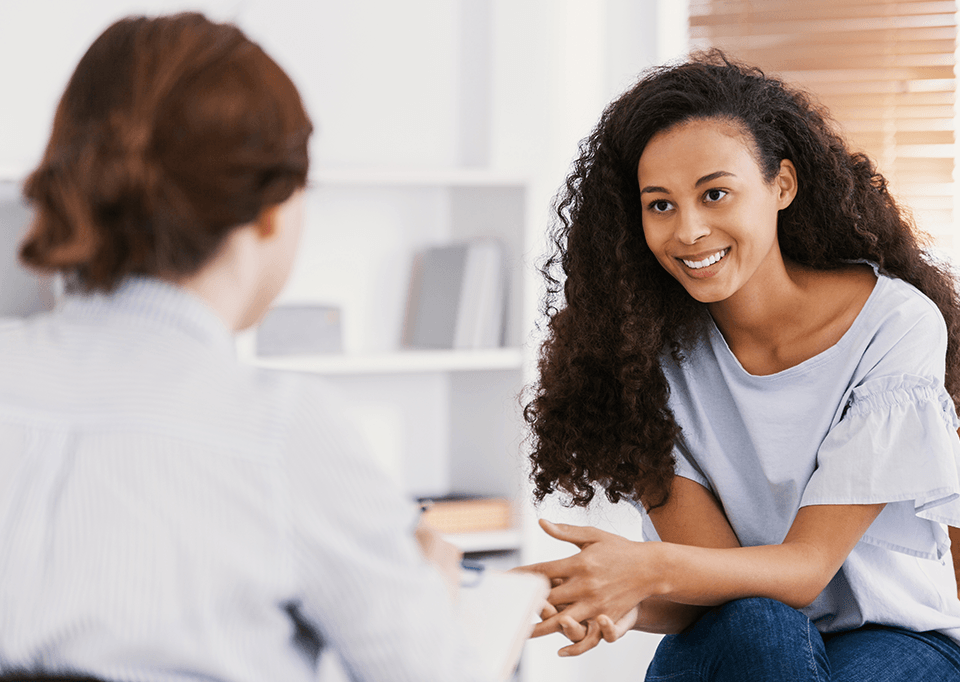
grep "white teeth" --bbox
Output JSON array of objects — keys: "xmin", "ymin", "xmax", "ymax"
[{"xmin": 682, "ymin": 249, "xmax": 728, "ymax": 270}]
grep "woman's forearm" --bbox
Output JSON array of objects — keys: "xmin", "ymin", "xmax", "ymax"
[
  {"xmin": 633, "ymin": 596, "xmax": 710, "ymax": 634},
  {"xmin": 651, "ymin": 541, "xmax": 829, "ymax": 610},
  {"xmin": 649, "ymin": 503, "xmax": 884, "ymax": 610}
]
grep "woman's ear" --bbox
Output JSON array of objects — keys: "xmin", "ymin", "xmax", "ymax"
[
  {"xmin": 254, "ymin": 203, "xmax": 282, "ymax": 239},
  {"xmin": 776, "ymin": 159, "xmax": 798, "ymax": 209}
]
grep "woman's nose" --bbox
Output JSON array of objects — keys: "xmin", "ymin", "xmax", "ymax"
[{"xmin": 674, "ymin": 209, "xmax": 710, "ymax": 245}]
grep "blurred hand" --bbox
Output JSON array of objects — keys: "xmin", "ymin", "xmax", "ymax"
[{"xmin": 415, "ymin": 518, "xmax": 463, "ymax": 601}]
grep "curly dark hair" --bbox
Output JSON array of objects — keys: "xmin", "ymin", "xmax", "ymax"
[{"xmin": 524, "ymin": 50, "xmax": 960, "ymax": 510}]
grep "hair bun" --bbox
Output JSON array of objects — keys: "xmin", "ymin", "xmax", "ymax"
[
  {"xmin": 121, "ymin": 119, "xmax": 151, "ymax": 158},
  {"xmin": 95, "ymin": 115, "xmax": 159, "ymax": 217}
]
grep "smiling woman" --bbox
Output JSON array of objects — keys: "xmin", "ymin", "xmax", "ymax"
[
  {"xmin": 519, "ymin": 50, "xmax": 960, "ymax": 681},
  {"xmin": 637, "ymin": 118, "xmax": 797, "ymax": 307}
]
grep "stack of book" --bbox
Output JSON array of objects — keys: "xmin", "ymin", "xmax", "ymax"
[
  {"xmin": 418, "ymin": 495, "xmax": 513, "ymax": 534},
  {"xmin": 402, "ymin": 239, "xmax": 507, "ymax": 350}
]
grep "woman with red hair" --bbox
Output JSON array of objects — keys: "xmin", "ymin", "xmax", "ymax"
[{"xmin": 0, "ymin": 13, "xmax": 488, "ymax": 682}]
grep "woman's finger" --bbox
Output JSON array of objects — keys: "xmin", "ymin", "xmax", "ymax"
[
  {"xmin": 539, "ymin": 519, "xmax": 607, "ymax": 548},
  {"xmin": 531, "ymin": 604, "xmax": 590, "ymax": 639},
  {"xmin": 536, "ymin": 601, "xmax": 598, "ymax": 635},
  {"xmin": 558, "ymin": 619, "xmax": 603, "ymax": 657},
  {"xmin": 531, "ymin": 614, "xmax": 564, "ymax": 638},
  {"xmin": 545, "ymin": 578, "xmax": 592, "ymax": 607},
  {"xmin": 558, "ymin": 614, "xmax": 587, "ymax": 642},
  {"xmin": 597, "ymin": 614, "xmax": 620, "ymax": 643},
  {"xmin": 512, "ymin": 555, "xmax": 577, "ymax": 581},
  {"xmin": 540, "ymin": 602, "xmax": 559, "ymax": 621}
]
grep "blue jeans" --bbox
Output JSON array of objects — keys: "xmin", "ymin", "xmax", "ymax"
[{"xmin": 645, "ymin": 598, "xmax": 960, "ymax": 681}]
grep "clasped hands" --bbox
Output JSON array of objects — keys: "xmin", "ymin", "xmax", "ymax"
[{"xmin": 517, "ymin": 519, "xmax": 651, "ymax": 657}]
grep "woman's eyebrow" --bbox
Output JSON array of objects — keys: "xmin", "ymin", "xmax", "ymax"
[
  {"xmin": 695, "ymin": 170, "xmax": 735, "ymax": 187},
  {"xmin": 640, "ymin": 185, "xmax": 669, "ymax": 195},
  {"xmin": 640, "ymin": 170, "xmax": 736, "ymax": 195}
]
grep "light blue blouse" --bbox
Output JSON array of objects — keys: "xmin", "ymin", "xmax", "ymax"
[{"xmin": 640, "ymin": 273, "xmax": 960, "ymax": 641}]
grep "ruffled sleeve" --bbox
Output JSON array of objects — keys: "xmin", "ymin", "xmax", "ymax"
[{"xmin": 800, "ymin": 374, "xmax": 960, "ymax": 560}]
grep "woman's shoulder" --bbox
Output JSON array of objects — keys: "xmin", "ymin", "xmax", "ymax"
[
  {"xmin": 868, "ymin": 270, "xmax": 947, "ymax": 339},
  {"xmin": 815, "ymin": 263, "xmax": 946, "ymax": 348},
  {"xmin": 844, "ymin": 271, "xmax": 951, "ymax": 384}
]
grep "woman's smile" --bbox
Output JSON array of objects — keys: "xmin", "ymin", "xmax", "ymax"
[{"xmin": 679, "ymin": 247, "xmax": 730, "ymax": 274}]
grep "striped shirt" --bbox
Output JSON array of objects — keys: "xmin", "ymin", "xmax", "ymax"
[{"xmin": 0, "ymin": 277, "xmax": 490, "ymax": 682}]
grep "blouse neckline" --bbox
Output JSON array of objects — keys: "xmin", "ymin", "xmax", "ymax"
[{"xmin": 707, "ymin": 272, "xmax": 886, "ymax": 382}]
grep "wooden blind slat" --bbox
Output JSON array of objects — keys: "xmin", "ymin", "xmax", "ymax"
[
  {"xmin": 842, "ymin": 121, "xmax": 954, "ymax": 134},
  {"xmin": 690, "ymin": 26, "xmax": 957, "ymax": 44},
  {"xmin": 690, "ymin": 10, "xmax": 953, "ymax": 33},
  {"xmin": 834, "ymin": 107, "xmax": 956, "ymax": 120},
  {"xmin": 899, "ymin": 183, "xmax": 956, "ymax": 196},
  {"xmin": 690, "ymin": 0, "xmax": 952, "ymax": 13},
  {"xmin": 703, "ymin": 49, "xmax": 955, "ymax": 70},
  {"xmin": 827, "ymin": 92, "xmax": 955, "ymax": 107},
  {"xmin": 780, "ymin": 80, "xmax": 953, "ymax": 96},
  {"xmin": 772, "ymin": 68, "xmax": 955, "ymax": 82},
  {"xmin": 692, "ymin": 38, "xmax": 956, "ymax": 56}
]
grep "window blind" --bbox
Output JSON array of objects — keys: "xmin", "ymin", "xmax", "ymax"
[{"xmin": 689, "ymin": 0, "xmax": 958, "ymax": 250}]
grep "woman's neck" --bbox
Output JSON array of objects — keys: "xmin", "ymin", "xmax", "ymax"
[
  {"xmin": 708, "ymin": 253, "xmax": 805, "ymax": 342},
  {"xmin": 173, "ymin": 224, "xmax": 266, "ymax": 332},
  {"xmin": 707, "ymin": 260, "xmax": 876, "ymax": 376}
]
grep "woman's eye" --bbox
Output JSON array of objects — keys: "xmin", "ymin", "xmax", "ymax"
[
  {"xmin": 649, "ymin": 199, "xmax": 673, "ymax": 213},
  {"xmin": 704, "ymin": 188, "xmax": 727, "ymax": 203}
]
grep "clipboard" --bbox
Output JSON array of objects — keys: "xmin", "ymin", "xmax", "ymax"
[{"xmin": 456, "ymin": 563, "xmax": 550, "ymax": 681}]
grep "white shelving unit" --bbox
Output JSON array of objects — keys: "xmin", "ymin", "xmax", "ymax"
[{"xmin": 238, "ymin": 170, "xmax": 532, "ymax": 557}]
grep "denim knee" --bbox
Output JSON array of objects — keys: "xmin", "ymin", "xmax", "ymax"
[
  {"xmin": 708, "ymin": 598, "xmax": 820, "ymax": 661},
  {"xmin": 646, "ymin": 598, "xmax": 829, "ymax": 682}
]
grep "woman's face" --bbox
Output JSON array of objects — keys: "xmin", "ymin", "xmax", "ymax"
[{"xmin": 637, "ymin": 118, "xmax": 796, "ymax": 305}]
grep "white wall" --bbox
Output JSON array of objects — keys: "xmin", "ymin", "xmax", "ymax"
[
  {"xmin": 0, "ymin": 0, "xmax": 687, "ymax": 178},
  {"xmin": 0, "ymin": 0, "xmax": 469, "ymax": 174},
  {"xmin": 0, "ymin": 2, "xmax": 688, "ymax": 679}
]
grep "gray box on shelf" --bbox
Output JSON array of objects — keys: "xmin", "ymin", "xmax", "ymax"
[
  {"xmin": 0, "ymin": 181, "xmax": 54, "ymax": 318},
  {"xmin": 256, "ymin": 304, "xmax": 343, "ymax": 356}
]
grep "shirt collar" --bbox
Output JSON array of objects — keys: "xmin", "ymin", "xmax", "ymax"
[{"xmin": 60, "ymin": 277, "xmax": 237, "ymax": 356}]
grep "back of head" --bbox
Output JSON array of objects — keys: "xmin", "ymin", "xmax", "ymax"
[{"xmin": 20, "ymin": 12, "xmax": 312, "ymax": 292}]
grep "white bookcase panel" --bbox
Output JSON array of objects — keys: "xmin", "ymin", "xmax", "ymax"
[
  {"xmin": 273, "ymin": 178, "xmax": 527, "ymax": 355},
  {"xmin": 239, "ymin": 172, "xmax": 531, "ymax": 555}
]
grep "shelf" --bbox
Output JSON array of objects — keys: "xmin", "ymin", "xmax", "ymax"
[
  {"xmin": 443, "ymin": 529, "xmax": 522, "ymax": 554},
  {"xmin": 243, "ymin": 347, "xmax": 524, "ymax": 375}
]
